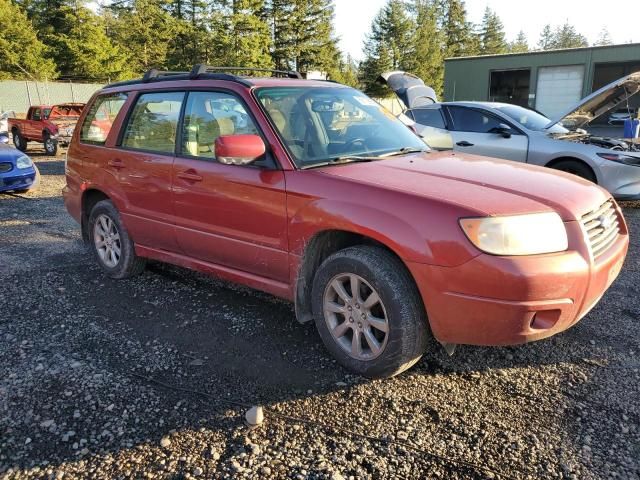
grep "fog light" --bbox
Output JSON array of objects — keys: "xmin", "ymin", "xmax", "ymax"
[{"xmin": 530, "ymin": 310, "xmax": 561, "ymax": 330}]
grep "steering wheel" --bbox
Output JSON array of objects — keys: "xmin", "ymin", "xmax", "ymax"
[{"xmin": 343, "ymin": 137, "xmax": 370, "ymax": 153}]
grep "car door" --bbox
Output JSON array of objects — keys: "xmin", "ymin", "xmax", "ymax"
[
  {"xmin": 446, "ymin": 105, "xmax": 528, "ymax": 162},
  {"xmin": 111, "ymin": 90, "xmax": 184, "ymax": 252},
  {"xmin": 171, "ymin": 90, "xmax": 289, "ymax": 282},
  {"xmin": 27, "ymin": 108, "xmax": 41, "ymax": 139},
  {"xmin": 408, "ymin": 107, "xmax": 453, "ymax": 150}
]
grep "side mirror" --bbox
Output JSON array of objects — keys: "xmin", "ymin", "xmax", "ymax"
[
  {"xmin": 492, "ymin": 123, "xmax": 512, "ymax": 138},
  {"xmin": 215, "ymin": 134, "xmax": 266, "ymax": 166}
]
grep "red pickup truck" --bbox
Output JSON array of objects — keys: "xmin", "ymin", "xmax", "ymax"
[{"xmin": 9, "ymin": 103, "xmax": 84, "ymax": 155}]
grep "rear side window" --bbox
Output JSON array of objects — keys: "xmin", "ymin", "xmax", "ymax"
[
  {"xmin": 410, "ymin": 108, "xmax": 446, "ymax": 129},
  {"xmin": 448, "ymin": 106, "xmax": 503, "ymax": 133},
  {"xmin": 80, "ymin": 93, "xmax": 128, "ymax": 145},
  {"xmin": 121, "ymin": 92, "xmax": 184, "ymax": 153}
]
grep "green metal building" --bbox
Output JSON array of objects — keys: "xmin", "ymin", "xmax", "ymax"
[{"xmin": 443, "ymin": 43, "xmax": 640, "ymax": 120}]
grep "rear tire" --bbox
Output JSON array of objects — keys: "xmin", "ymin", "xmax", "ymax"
[
  {"xmin": 12, "ymin": 130, "xmax": 27, "ymax": 152},
  {"xmin": 88, "ymin": 200, "xmax": 146, "ymax": 279},
  {"xmin": 43, "ymin": 132, "xmax": 58, "ymax": 156},
  {"xmin": 311, "ymin": 246, "xmax": 429, "ymax": 378},
  {"xmin": 551, "ymin": 160, "xmax": 596, "ymax": 183}
]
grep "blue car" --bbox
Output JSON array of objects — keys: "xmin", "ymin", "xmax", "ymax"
[{"xmin": 0, "ymin": 144, "xmax": 38, "ymax": 193}]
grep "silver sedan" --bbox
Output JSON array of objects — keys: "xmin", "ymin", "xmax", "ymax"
[{"xmin": 381, "ymin": 71, "xmax": 640, "ymax": 200}]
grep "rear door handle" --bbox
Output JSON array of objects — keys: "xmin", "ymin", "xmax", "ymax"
[
  {"xmin": 177, "ymin": 170, "xmax": 203, "ymax": 182},
  {"xmin": 456, "ymin": 141, "xmax": 474, "ymax": 147},
  {"xmin": 107, "ymin": 158, "xmax": 125, "ymax": 169}
]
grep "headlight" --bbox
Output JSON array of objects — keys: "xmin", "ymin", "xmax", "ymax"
[
  {"xmin": 16, "ymin": 155, "xmax": 33, "ymax": 169},
  {"xmin": 459, "ymin": 212, "xmax": 568, "ymax": 256},
  {"xmin": 597, "ymin": 152, "xmax": 640, "ymax": 166}
]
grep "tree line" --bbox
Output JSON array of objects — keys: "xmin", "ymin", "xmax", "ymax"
[
  {"xmin": 0, "ymin": 0, "xmax": 612, "ymax": 96},
  {"xmin": 0, "ymin": 0, "xmax": 356, "ymax": 84},
  {"xmin": 359, "ymin": 0, "xmax": 612, "ymax": 97}
]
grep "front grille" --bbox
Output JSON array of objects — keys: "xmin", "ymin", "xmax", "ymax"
[
  {"xmin": 581, "ymin": 199, "xmax": 620, "ymax": 258},
  {"xmin": 0, "ymin": 162, "xmax": 12, "ymax": 173}
]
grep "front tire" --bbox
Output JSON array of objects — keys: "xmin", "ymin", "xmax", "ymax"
[
  {"xmin": 88, "ymin": 200, "xmax": 146, "ymax": 279},
  {"xmin": 12, "ymin": 130, "xmax": 27, "ymax": 152},
  {"xmin": 311, "ymin": 246, "xmax": 429, "ymax": 378},
  {"xmin": 551, "ymin": 160, "xmax": 596, "ymax": 183},
  {"xmin": 43, "ymin": 133, "xmax": 58, "ymax": 156}
]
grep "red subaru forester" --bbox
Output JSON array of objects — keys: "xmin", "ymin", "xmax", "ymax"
[{"xmin": 63, "ymin": 66, "xmax": 629, "ymax": 378}]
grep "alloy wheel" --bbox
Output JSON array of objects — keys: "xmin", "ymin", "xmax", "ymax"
[
  {"xmin": 323, "ymin": 273, "xmax": 389, "ymax": 360},
  {"xmin": 93, "ymin": 214, "xmax": 121, "ymax": 268}
]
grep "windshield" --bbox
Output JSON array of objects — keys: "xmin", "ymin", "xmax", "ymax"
[
  {"xmin": 255, "ymin": 86, "xmax": 428, "ymax": 168},
  {"xmin": 494, "ymin": 104, "xmax": 568, "ymax": 134}
]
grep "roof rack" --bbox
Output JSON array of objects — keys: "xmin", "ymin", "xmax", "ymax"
[
  {"xmin": 142, "ymin": 69, "xmax": 189, "ymax": 82},
  {"xmin": 105, "ymin": 64, "xmax": 305, "ymax": 89},
  {"xmin": 189, "ymin": 64, "xmax": 303, "ymax": 80}
]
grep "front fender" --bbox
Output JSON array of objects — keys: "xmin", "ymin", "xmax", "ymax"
[{"xmin": 288, "ymin": 198, "xmax": 474, "ymax": 266}]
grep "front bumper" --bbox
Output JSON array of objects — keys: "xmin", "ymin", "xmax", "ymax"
[
  {"xmin": 0, "ymin": 168, "xmax": 37, "ymax": 192},
  {"xmin": 599, "ymin": 160, "xmax": 640, "ymax": 200},
  {"xmin": 408, "ymin": 221, "xmax": 629, "ymax": 346}
]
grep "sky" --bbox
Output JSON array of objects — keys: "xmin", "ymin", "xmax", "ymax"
[{"xmin": 334, "ymin": 0, "xmax": 640, "ymax": 61}]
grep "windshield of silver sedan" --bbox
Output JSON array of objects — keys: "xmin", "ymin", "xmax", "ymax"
[
  {"xmin": 494, "ymin": 104, "xmax": 569, "ymax": 134},
  {"xmin": 255, "ymin": 86, "xmax": 428, "ymax": 168}
]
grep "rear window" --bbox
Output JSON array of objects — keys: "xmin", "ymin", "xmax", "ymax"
[
  {"xmin": 410, "ymin": 108, "xmax": 446, "ymax": 129},
  {"xmin": 80, "ymin": 93, "xmax": 128, "ymax": 145}
]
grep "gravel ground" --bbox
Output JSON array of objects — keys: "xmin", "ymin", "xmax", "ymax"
[{"xmin": 0, "ymin": 151, "xmax": 639, "ymax": 480}]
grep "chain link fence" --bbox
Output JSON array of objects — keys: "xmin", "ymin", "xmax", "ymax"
[{"xmin": 0, "ymin": 80, "xmax": 105, "ymax": 116}]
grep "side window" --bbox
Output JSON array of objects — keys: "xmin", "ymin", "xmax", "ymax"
[
  {"xmin": 80, "ymin": 93, "xmax": 128, "ymax": 145},
  {"xmin": 448, "ymin": 106, "xmax": 504, "ymax": 133},
  {"xmin": 32, "ymin": 108, "xmax": 41, "ymax": 121},
  {"xmin": 411, "ymin": 108, "xmax": 446, "ymax": 129},
  {"xmin": 121, "ymin": 92, "xmax": 184, "ymax": 153},
  {"xmin": 181, "ymin": 91, "xmax": 259, "ymax": 159}
]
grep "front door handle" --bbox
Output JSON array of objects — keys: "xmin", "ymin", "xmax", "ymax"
[
  {"xmin": 107, "ymin": 158, "xmax": 125, "ymax": 169},
  {"xmin": 456, "ymin": 141, "xmax": 474, "ymax": 147},
  {"xmin": 177, "ymin": 170, "xmax": 203, "ymax": 182}
]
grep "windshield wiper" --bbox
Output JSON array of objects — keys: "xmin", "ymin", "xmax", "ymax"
[
  {"xmin": 380, "ymin": 147, "xmax": 429, "ymax": 157},
  {"xmin": 300, "ymin": 155, "xmax": 379, "ymax": 169}
]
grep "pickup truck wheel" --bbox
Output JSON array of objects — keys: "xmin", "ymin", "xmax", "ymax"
[
  {"xmin": 551, "ymin": 160, "xmax": 596, "ymax": 183},
  {"xmin": 12, "ymin": 131, "xmax": 27, "ymax": 152},
  {"xmin": 43, "ymin": 133, "xmax": 58, "ymax": 155},
  {"xmin": 311, "ymin": 246, "xmax": 429, "ymax": 378},
  {"xmin": 88, "ymin": 200, "xmax": 146, "ymax": 279}
]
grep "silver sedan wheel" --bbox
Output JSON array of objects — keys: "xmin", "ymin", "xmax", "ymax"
[
  {"xmin": 93, "ymin": 214, "xmax": 121, "ymax": 268},
  {"xmin": 323, "ymin": 273, "xmax": 389, "ymax": 361}
]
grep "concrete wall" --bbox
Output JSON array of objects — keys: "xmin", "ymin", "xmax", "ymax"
[
  {"xmin": 0, "ymin": 81, "xmax": 104, "ymax": 116},
  {"xmin": 443, "ymin": 43, "xmax": 640, "ymax": 107}
]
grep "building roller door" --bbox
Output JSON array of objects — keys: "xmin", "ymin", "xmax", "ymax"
[{"xmin": 536, "ymin": 65, "xmax": 585, "ymax": 120}]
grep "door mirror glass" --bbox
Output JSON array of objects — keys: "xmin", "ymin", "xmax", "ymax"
[{"xmin": 215, "ymin": 134, "xmax": 266, "ymax": 166}]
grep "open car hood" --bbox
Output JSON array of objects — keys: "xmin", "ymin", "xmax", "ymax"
[
  {"xmin": 546, "ymin": 71, "xmax": 640, "ymax": 130},
  {"xmin": 377, "ymin": 71, "xmax": 438, "ymax": 110}
]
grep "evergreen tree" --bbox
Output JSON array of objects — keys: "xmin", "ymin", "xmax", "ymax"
[
  {"xmin": 439, "ymin": 0, "xmax": 477, "ymax": 58},
  {"xmin": 0, "ymin": 0, "xmax": 56, "ymax": 79},
  {"xmin": 412, "ymin": 0, "xmax": 444, "ymax": 95},
  {"xmin": 537, "ymin": 24, "xmax": 554, "ymax": 50},
  {"xmin": 595, "ymin": 27, "xmax": 613, "ymax": 46},
  {"xmin": 552, "ymin": 21, "xmax": 588, "ymax": 49},
  {"xmin": 479, "ymin": 7, "xmax": 507, "ymax": 55},
  {"xmin": 359, "ymin": 40, "xmax": 393, "ymax": 96},
  {"xmin": 109, "ymin": 0, "xmax": 180, "ymax": 73},
  {"xmin": 359, "ymin": 0, "xmax": 416, "ymax": 96},
  {"xmin": 53, "ymin": 7, "xmax": 130, "ymax": 81},
  {"xmin": 210, "ymin": 0, "xmax": 273, "ymax": 69},
  {"xmin": 509, "ymin": 30, "xmax": 529, "ymax": 53}
]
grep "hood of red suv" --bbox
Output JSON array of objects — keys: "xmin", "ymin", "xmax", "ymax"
[{"xmin": 314, "ymin": 151, "xmax": 609, "ymax": 221}]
